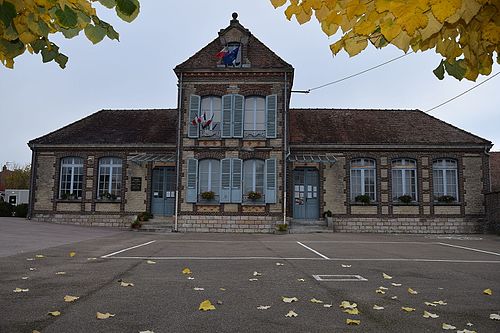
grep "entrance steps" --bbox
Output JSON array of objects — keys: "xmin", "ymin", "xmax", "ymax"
[
  {"xmin": 139, "ymin": 216, "xmax": 174, "ymax": 233},
  {"xmin": 289, "ymin": 219, "xmax": 333, "ymax": 234}
]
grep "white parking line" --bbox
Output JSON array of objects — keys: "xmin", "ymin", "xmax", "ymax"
[
  {"xmin": 296, "ymin": 241, "xmax": 329, "ymax": 259},
  {"xmin": 438, "ymin": 242, "xmax": 500, "ymax": 257},
  {"xmin": 100, "ymin": 240, "xmax": 156, "ymax": 258}
]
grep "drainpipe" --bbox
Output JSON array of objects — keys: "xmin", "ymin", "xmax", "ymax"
[
  {"xmin": 283, "ymin": 72, "xmax": 288, "ymax": 225},
  {"xmin": 27, "ymin": 148, "xmax": 36, "ymax": 220},
  {"xmin": 174, "ymin": 73, "xmax": 183, "ymax": 232}
]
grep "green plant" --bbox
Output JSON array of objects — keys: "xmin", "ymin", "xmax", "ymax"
[
  {"xmin": 276, "ymin": 223, "xmax": 288, "ymax": 232},
  {"xmin": 323, "ymin": 210, "xmax": 333, "ymax": 218},
  {"xmin": 355, "ymin": 194, "xmax": 371, "ymax": 204},
  {"xmin": 0, "ymin": 201, "xmax": 13, "ymax": 217},
  {"xmin": 201, "ymin": 191, "xmax": 215, "ymax": 200},
  {"xmin": 100, "ymin": 192, "xmax": 117, "ymax": 201},
  {"xmin": 398, "ymin": 195, "xmax": 413, "ymax": 204},
  {"xmin": 131, "ymin": 219, "xmax": 142, "ymax": 229},
  {"xmin": 248, "ymin": 191, "xmax": 262, "ymax": 201},
  {"xmin": 61, "ymin": 192, "xmax": 77, "ymax": 200},
  {"xmin": 437, "ymin": 195, "xmax": 456, "ymax": 203},
  {"xmin": 14, "ymin": 204, "xmax": 28, "ymax": 218},
  {"xmin": 137, "ymin": 212, "xmax": 152, "ymax": 222}
]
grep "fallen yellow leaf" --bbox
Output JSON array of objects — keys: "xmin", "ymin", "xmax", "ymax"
[
  {"xmin": 423, "ymin": 310, "xmax": 439, "ymax": 318},
  {"xmin": 13, "ymin": 288, "xmax": 29, "ymax": 293},
  {"xmin": 249, "ymin": 278, "xmax": 258, "ymax": 281},
  {"xmin": 442, "ymin": 323, "xmax": 456, "ymax": 330},
  {"xmin": 187, "ymin": 277, "xmax": 195, "ymax": 280},
  {"xmin": 457, "ymin": 330, "xmax": 477, "ymax": 333},
  {"xmin": 276, "ymin": 262, "xmax": 284, "ymax": 266},
  {"xmin": 193, "ymin": 287, "xmax": 204, "ymax": 291},
  {"xmin": 425, "ymin": 302, "xmax": 437, "ymax": 307},
  {"xmin": 182, "ymin": 268, "xmax": 192, "ymax": 275},
  {"xmin": 69, "ymin": 252, "xmax": 76, "ymax": 257},
  {"xmin": 32, "ymin": 331, "xmax": 41, "ymax": 333},
  {"xmin": 391, "ymin": 283, "xmax": 402, "ymax": 287},
  {"xmin": 48, "ymin": 311, "xmax": 61, "ymax": 317},
  {"xmin": 146, "ymin": 260, "xmax": 156, "ymax": 264},
  {"xmin": 35, "ymin": 254, "xmax": 45, "ymax": 258},
  {"xmin": 29, "ymin": 268, "xmax": 36, "ymax": 271},
  {"xmin": 376, "ymin": 289, "xmax": 386, "ymax": 294},
  {"xmin": 55, "ymin": 271, "xmax": 66, "ymax": 275},
  {"xmin": 120, "ymin": 281, "xmax": 134, "ymax": 287},
  {"xmin": 219, "ymin": 288, "xmax": 226, "ymax": 291},
  {"xmin": 87, "ymin": 257, "xmax": 97, "ymax": 260},
  {"xmin": 373, "ymin": 305, "xmax": 384, "ymax": 310},
  {"xmin": 253, "ymin": 271, "xmax": 262, "ymax": 276},
  {"xmin": 391, "ymin": 296, "xmax": 398, "ymax": 300},
  {"xmin": 341, "ymin": 264, "xmax": 352, "ymax": 268},
  {"xmin": 408, "ymin": 288, "xmax": 418, "ymax": 295},
  {"xmin": 139, "ymin": 331, "xmax": 155, "ymax": 333},
  {"xmin": 310, "ymin": 298, "xmax": 323, "ymax": 304},
  {"xmin": 346, "ymin": 319, "xmax": 360, "ymax": 325},
  {"xmin": 323, "ymin": 304, "xmax": 333, "ymax": 308},
  {"xmin": 490, "ymin": 313, "xmax": 500, "ymax": 320},
  {"xmin": 297, "ymin": 278, "xmax": 305, "ymax": 282},
  {"xmin": 21, "ymin": 277, "xmax": 28, "ymax": 280},
  {"xmin": 257, "ymin": 305, "xmax": 271, "ymax": 310},
  {"xmin": 199, "ymin": 300, "xmax": 216, "ymax": 311},
  {"xmin": 285, "ymin": 310, "xmax": 298, "ymax": 317},
  {"xmin": 63, "ymin": 295, "xmax": 79, "ymax": 302},
  {"xmin": 96, "ymin": 312, "xmax": 115, "ymax": 319},
  {"xmin": 401, "ymin": 307, "xmax": 416, "ymax": 312},
  {"xmin": 383, "ymin": 273, "xmax": 393, "ymax": 279},
  {"xmin": 483, "ymin": 288, "xmax": 492, "ymax": 295},
  {"xmin": 378, "ymin": 286, "xmax": 388, "ymax": 290},
  {"xmin": 340, "ymin": 301, "xmax": 357, "ymax": 309},
  {"xmin": 344, "ymin": 308, "xmax": 360, "ymax": 315},
  {"xmin": 282, "ymin": 297, "xmax": 298, "ymax": 303},
  {"xmin": 26, "ymin": 258, "xmax": 34, "ymax": 261},
  {"xmin": 433, "ymin": 300, "xmax": 447, "ymax": 305}
]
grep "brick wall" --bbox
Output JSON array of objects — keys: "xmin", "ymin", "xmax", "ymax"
[
  {"xmin": 485, "ymin": 192, "xmax": 500, "ymax": 233},
  {"xmin": 490, "ymin": 152, "xmax": 500, "ymax": 192}
]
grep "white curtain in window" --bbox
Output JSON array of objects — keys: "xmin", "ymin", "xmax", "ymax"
[
  {"xmin": 59, "ymin": 157, "xmax": 83, "ymax": 199},
  {"xmin": 433, "ymin": 159, "xmax": 458, "ymax": 200},
  {"xmin": 350, "ymin": 158, "xmax": 376, "ymax": 201},
  {"xmin": 243, "ymin": 159, "xmax": 265, "ymax": 200},
  {"xmin": 198, "ymin": 159, "xmax": 220, "ymax": 197},
  {"xmin": 392, "ymin": 159, "xmax": 417, "ymax": 200},
  {"xmin": 244, "ymin": 97, "xmax": 265, "ymax": 132},
  {"xmin": 98, "ymin": 157, "xmax": 122, "ymax": 198}
]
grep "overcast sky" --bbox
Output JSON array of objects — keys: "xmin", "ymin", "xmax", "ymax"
[{"xmin": 1, "ymin": 0, "xmax": 498, "ymax": 168}]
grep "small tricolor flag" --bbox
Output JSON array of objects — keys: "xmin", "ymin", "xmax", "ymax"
[{"xmin": 216, "ymin": 46, "xmax": 240, "ymax": 65}]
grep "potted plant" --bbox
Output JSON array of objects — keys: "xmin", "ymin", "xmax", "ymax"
[
  {"xmin": 275, "ymin": 223, "xmax": 288, "ymax": 234},
  {"xmin": 355, "ymin": 194, "xmax": 371, "ymax": 204},
  {"xmin": 248, "ymin": 191, "xmax": 262, "ymax": 201},
  {"xmin": 323, "ymin": 210, "xmax": 334, "ymax": 229},
  {"xmin": 437, "ymin": 195, "xmax": 456, "ymax": 203},
  {"xmin": 201, "ymin": 191, "xmax": 215, "ymax": 201},
  {"xmin": 137, "ymin": 212, "xmax": 152, "ymax": 222},
  {"xmin": 398, "ymin": 195, "xmax": 413, "ymax": 204},
  {"xmin": 61, "ymin": 192, "xmax": 77, "ymax": 200},
  {"xmin": 131, "ymin": 219, "xmax": 142, "ymax": 229},
  {"xmin": 100, "ymin": 192, "xmax": 118, "ymax": 201}
]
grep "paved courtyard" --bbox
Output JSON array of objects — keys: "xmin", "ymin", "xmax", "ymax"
[{"xmin": 0, "ymin": 217, "xmax": 499, "ymax": 332}]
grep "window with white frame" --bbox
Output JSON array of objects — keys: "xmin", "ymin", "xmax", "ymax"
[
  {"xmin": 59, "ymin": 157, "xmax": 83, "ymax": 199},
  {"xmin": 433, "ymin": 159, "xmax": 458, "ymax": 201},
  {"xmin": 392, "ymin": 159, "xmax": 417, "ymax": 201},
  {"xmin": 97, "ymin": 157, "xmax": 122, "ymax": 199},
  {"xmin": 243, "ymin": 159, "xmax": 265, "ymax": 202},
  {"xmin": 244, "ymin": 96, "xmax": 266, "ymax": 139},
  {"xmin": 198, "ymin": 159, "xmax": 220, "ymax": 201},
  {"xmin": 200, "ymin": 96, "xmax": 221, "ymax": 138},
  {"xmin": 350, "ymin": 158, "xmax": 376, "ymax": 202}
]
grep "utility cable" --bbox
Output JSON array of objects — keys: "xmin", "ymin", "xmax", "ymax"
[{"xmin": 425, "ymin": 72, "xmax": 499, "ymax": 113}]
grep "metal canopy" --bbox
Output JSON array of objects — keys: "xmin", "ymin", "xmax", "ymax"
[
  {"xmin": 288, "ymin": 154, "xmax": 337, "ymax": 164},
  {"xmin": 128, "ymin": 153, "xmax": 175, "ymax": 165}
]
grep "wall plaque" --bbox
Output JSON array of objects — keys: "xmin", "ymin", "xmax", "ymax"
[{"xmin": 131, "ymin": 177, "xmax": 142, "ymax": 191}]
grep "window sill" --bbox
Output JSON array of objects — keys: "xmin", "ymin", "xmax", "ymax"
[
  {"xmin": 433, "ymin": 202, "xmax": 461, "ymax": 206},
  {"xmin": 350, "ymin": 202, "xmax": 378, "ymax": 206},
  {"xmin": 242, "ymin": 201, "xmax": 266, "ymax": 206},
  {"xmin": 57, "ymin": 199, "xmax": 82, "ymax": 203},
  {"xmin": 196, "ymin": 202, "xmax": 220, "ymax": 206},
  {"xmin": 392, "ymin": 202, "xmax": 419, "ymax": 206},
  {"xmin": 96, "ymin": 200, "xmax": 122, "ymax": 203}
]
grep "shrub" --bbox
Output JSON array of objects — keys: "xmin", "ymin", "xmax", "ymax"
[
  {"xmin": 131, "ymin": 219, "xmax": 142, "ymax": 229},
  {"xmin": 398, "ymin": 195, "xmax": 413, "ymax": 204},
  {"xmin": 355, "ymin": 194, "xmax": 371, "ymax": 204},
  {"xmin": 100, "ymin": 192, "xmax": 117, "ymax": 200},
  {"xmin": 437, "ymin": 195, "xmax": 456, "ymax": 203},
  {"xmin": 0, "ymin": 201, "xmax": 13, "ymax": 217},
  {"xmin": 201, "ymin": 191, "xmax": 215, "ymax": 200},
  {"xmin": 137, "ymin": 212, "xmax": 152, "ymax": 222},
  {"xmin": 276, "ymin": 223, "xmax": 288, "ymax": 232},
  {"xmin": 14, "ymin": 204, "xmax": 28, "ymax": 218}
]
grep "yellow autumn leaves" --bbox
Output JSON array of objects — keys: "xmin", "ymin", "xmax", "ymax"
[{"xmin": 271, "ymin": 0, "xmax": 500, "ymax": 81}]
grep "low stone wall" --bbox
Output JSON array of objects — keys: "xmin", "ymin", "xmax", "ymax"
[
  {"xmin": 32, "ymin": 213, "xmax": 134, "ymax": 228},
  {"xmin": 332, "ymin": 217, "xmax": 484, "ymax": 233},
  {"xmin": 177, "ymin": 215, "xmax": 277, "ymax": 233}
]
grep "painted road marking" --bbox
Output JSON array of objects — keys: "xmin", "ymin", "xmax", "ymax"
[
  {"xmin": 313, "ymin": 274, "xmax": 368, "ymax": 282},
  {"xmin": 100, "ymin": 240, "xmax": 156, "ymax": 258},
  {"xmin": 296, "ymin": 241, "xmax": 330, "ymax": 259},
  {"xmin": 438, "ymin": 242, "xmax": 500, "ymax": 257}
]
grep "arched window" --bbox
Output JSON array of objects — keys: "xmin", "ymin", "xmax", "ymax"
[
  {"xmin": 200, "ymin": 96, "xmax": 222, "ymax": 138},
  {"xmin": 59, "ymin": 157, "xmax": 83, "ymax": 200},
  {"xmin": 243, "ymin": 159, "xmax": 265, "ymax": 202},
  {"xmin": 198, "ymin": 159, "xmax": 220, "ymax": 201},
  {"xmin": 244, "ymin": 96, "xmax": 266, "ymax": 138},
  {"xmin": 350, "ymin": 158, "xmax": 376, "ymax": 202},
  {"xmin": 97, "ymin": 157, "xmax": 122, "ymax": 200},
  {"xmin": 392, "ymin": 159, "xmax": 417, "ymax": 201},
  {"xmin": 433, "ymin": 159, "xmax": 458, "ymax": 201}
]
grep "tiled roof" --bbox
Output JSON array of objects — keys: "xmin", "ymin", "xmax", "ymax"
[
  {"xmin": 289, "ymin": 109, "xmax": 491, "ymax": 146},
  {"xmin": 29, "ymin": 109, "xmax": 177, "ymax": 146}
]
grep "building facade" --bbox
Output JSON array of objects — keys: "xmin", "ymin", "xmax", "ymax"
[{"xmin": 28, "ymin": 14, "xmax": 493, "ymax": 233}]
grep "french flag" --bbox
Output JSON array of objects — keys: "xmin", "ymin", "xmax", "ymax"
[{"xmin": 216, "ymin": 46, "xmax": 240, "ymax": 65}]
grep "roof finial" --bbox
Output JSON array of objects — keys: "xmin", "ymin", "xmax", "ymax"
[{"xmin": 231, "ymin": 12, "xmax": 238, "ymax": 23}]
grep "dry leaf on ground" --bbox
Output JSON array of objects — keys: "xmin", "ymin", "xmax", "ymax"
[
  {"xmin": 29, "ymin": 268, "xmax": 36, "ymax": 271},
  {"xmin": 423, "ymin": 311, "xmax": 439, "ymax": 318},
  {"xmin": 425, "ymin": 302, "xmax": 437, "ymax": 307},
  {"xmin": 344, "ymin": 308, "xmax": 360, "ymax": 315},
  {"xmin": 199, "ymin": 300, "xmax": 216, "ymax": 311},
  {"xmin": 21, "ymin": 277, "xmax": 28, "ymax": 280},
  {"xmin": 310, "ymin": 298, "xmax": 323, "ymax": 304},
  {"xmin": 120, "ymin": 281, "xmax": 134, "ymax": 287},
  {"xmin": 383, "ymin": 273, "xmax": 393, "ymax": 279},
  {"xmin": 193, "ymin": 287, "xmax": 204, "ymax": 291},
  {"xmin": 346, "ymin": 319, "xmax": 360, "ymax": 325},
  {"xmin": 323, "ymin": 303, "xmax": 333, "ymax": 308},
  {"xmin": 483, "ymin": 288, "xmax": 492, "ymax": 295},
  {"xmin": 146, "ymin": 260, "xmax": 156, "ymax": 264},
  {"xmin": 253, "ymin": 271, "xmax": 262, "ymax": 276},
  {"xmin": 282, "ymin": 297, "xmax": 298, "ymax": 303},
  {"xmin": 340, "ymin": 301, "xmax": 357, "ymax": 309},
  {"xmin": 433, "ymin": 300, "xmax": 447, "ymax": 305},
  {"xmin": 401, "ymin": 307, "xmax": 416, "ymax": 312},
  {"xmin": 285, "ymin": 310, "xmax": 298, "ymax": 317},
  {"xmin": 276, "ymin": 262, "xmax": 284, "ymax": 266},
  {"xmin": 466, "ymin": 322, "xmax": 474, "ymax": 326},
  {"xmin": 69, "ymin": 252, "xmax": 76, "ymax": 257},
  {"xmin": 442, "ymin": 323, "xmax": 456, "ymax": 330},
  {"xmin": 13, "ymin": 288, "xmax": 29, "ymax": 293},
  {"xmin": 490, "ymin": 313, "xmax": 500, "ymax": 320},
  {"xmin": 391, "ymin": 296, "xmax": 398, "ymax": 300},
  {"xmin": 391, "ymin": 283, "xmax": 402, "ymax": 287},
  {"xmin": 457, "ymin": 330, "xmax": 477, "ymax": 333},
  {"xmin": 341, "ymin": 264, "xmax": 351, "ymax": 268},
  {"xmin": 55, "ymin": 271, "xmax": 66, "ymax": 275},
  {"xmin": 219, "ymin": 288, "xmax": 226, "ymax": 291},
  {"xmin": 378, "ymin": 286, "xmax": 388, "ymax": 290},
  {"xmin": 257, "ymin": 305, "xmax": 271, "ymax": 310},
  {"xmin": 297, "ymin": 278, "xmax": 305, "ymax": 282},
  {"xmin": 187, "ymin": 277, "xmax": 195, "ymax": 280},
  {"xmin": 373, "ymin": 305, "xmax": 384, "ymax": 310},
  {"xmin": 96, "ymin": 312, "xmax": 115, "ymax": 319},
  {"xmin": 408, "ymin": 288, "xmax": 418, "ymax": 295},
  {"xmin": 87, "ymin": 257, "xmax": 97, "ymax": 260},
  {"xmin": 249, "ymin": 278, "xmax": 258, "ymax": 281},
  {"xmin": 376, "ymin": 289, "xmax": 386, "ymax": 294},
  {"xmin": 48, "ymin": 311, "xmax": 61, "ymax": 317},
  {"xmin": 182, "ymin": 268, "xmax": 192, "ymax": 275},
  {"xmin": 139, "ymin": 331, "xmax": 155, "ymax": 333},
  {"xmin": 35, "ymin": 255, "xmax": 45, "ymax": 258},
  {"xmin": 63, "ymin": 295, "xmax": 79, "ymax": 302}
]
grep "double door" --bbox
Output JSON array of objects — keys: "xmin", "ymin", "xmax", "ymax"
[
  {"xmin": 293, "ymin": 168, "xmax": 320, "ymax": 219},
  {"xmin": 151, "ymin": 167, "xmax": 175, "ymax": 216}
]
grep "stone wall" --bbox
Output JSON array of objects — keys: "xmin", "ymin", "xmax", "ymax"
[
  {"xmin": 32, "ymin": 213, "xmax": 134, "ymax": 228},
  {"xmin": 177, "ymin": 215, "xmax": 277, "ymax": 233},
  {"xmin": 33, "ymin": 153, "xmax": 55, "ymax": 211}
]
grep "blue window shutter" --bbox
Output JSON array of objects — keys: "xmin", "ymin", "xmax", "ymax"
[
  {"xmin": 266, "ymin": 95, "xmax": 277, "ymax": 138},
  {"xmin": 233, "ymin": 95, "xmax": 244, "ymax": 138},
  {"xmin": 186, "ymin": 159, "xmax": 198, "ymax": 203},
  {"xmin": 220, "ymin": 158, "xmax": 231, "ymax": 203},
  {"xmin": 221, "ymin": 95, "xmax": 232, "ymax": 138},
  {"xmin": 265, "ymin": 158, "xmax": 277, "ymax": 203},
  {"xmin": 188, "ymin": 95, "xmax": 200, "ymax": 138},
  {"xmin": 231, "ymin": 158, "xmax": 242, "ymax": 203}
]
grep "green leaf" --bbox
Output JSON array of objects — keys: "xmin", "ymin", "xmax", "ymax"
[
  {"xmin": 433, "ymin": 60, "xmax": 445, "ymax": 80},
  {"xmin": 0, "ymin": 1, "xmax": 17, "ymax": 28},
  {"xmin": 98, "ymin": 0, "xmax": 116, "ymax": 9},
  {"xmin": 55, "ymin": 5, "xmax": 78, "ymax": 29},
  {"xmin": 3, "ymin": 25, "xmax": 18, "ymax": 41},
  {"xmin": 84, "ymin": 24, "xmax": 107, "ymax": 44},
  {"xmin": 41, "ymin": 47, "xmax": 58, "ymax": 63},
  {"xmin": 116, "ymin": 0, "xmax": 139, "ymax": 23},
  {"xmin": 444, "ymin": 59, "xmax": 465, "ymax": 81},
  {"xmin": 55, "ymin": 53, "xmax": 68, "ymax": 69},
  {"xmin": 31, "ymin": 39, "xmax": 46, "ymax": 54},
  {"xmin": 38, "ymin": 20, "xmax": 50, "ymax": 37},
  {"xmin": 0, "ymin": 38, "xmax": 24, "ymax": 58},
  {"xmin": 61, "ymin": 28, "xmax": 80, "ymax": 39},
  {"xmin": 106, "ymin": 25, "xmax": 119, "ymax": 41}
]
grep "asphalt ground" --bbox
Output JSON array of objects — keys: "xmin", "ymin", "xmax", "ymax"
[{"xmin": 0, "ymin": 218, "xmax": 499, "ymax": 333}]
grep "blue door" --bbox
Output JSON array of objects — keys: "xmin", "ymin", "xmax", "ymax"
[
  {"xmin": 293, "ymin": 168, "xmax": 319, "ymax": 219},
  {"xmin": 151, "ymin": 167, "xmax": 175, "ymax": 216}
]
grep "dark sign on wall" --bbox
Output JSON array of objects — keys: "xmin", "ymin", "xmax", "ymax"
[{"xmin": 131, "ymin": 177, "xmax": 142, "ymax": 191}]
